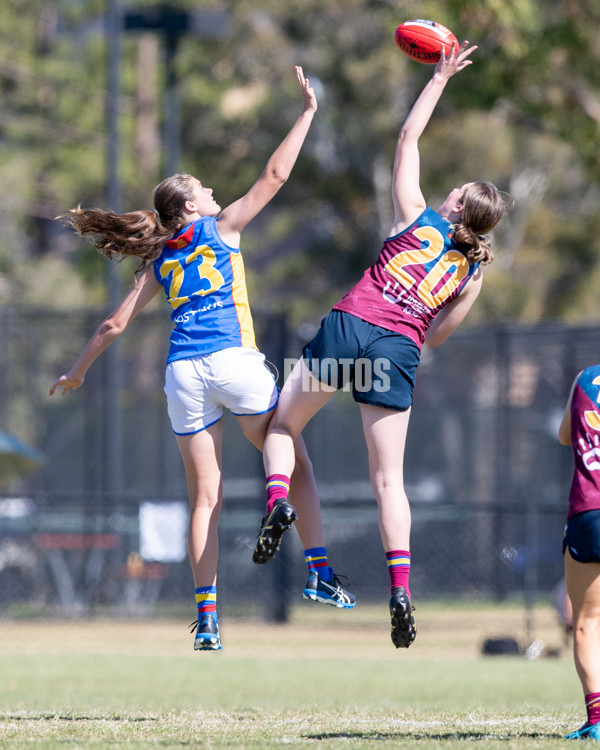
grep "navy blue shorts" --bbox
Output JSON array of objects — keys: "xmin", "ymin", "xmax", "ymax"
[
  {"xmin": 302, "ymin": 310, "xmax": 421, "ymax": 411},
  {"xmin": 563, "ymin": 509, "xmax": 600, "ymax": 563}
]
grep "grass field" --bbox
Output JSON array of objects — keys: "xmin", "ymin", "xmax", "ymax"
[{"xmin": 0, "ymin": 600, "xmax": 584, "ymax": 748}]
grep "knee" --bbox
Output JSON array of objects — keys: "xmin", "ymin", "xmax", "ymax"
[
  {"xmin": 189, "ymin": 492, "xmax": 221, "ymax": 513},
  {"xmin": 269, "ymin": 419, "xmax": 300, "ymax": 443},
  {"xmin": 289, "ymin": 432, "xmax": 313, "ymax": 468},
  {"xmin": 293, "ymin": 446, "xmax": 313, "ymax": 474},
  {"xmin": 370, "ymin": 473, "xmax": 405, "ymax": 498},
  {"xmin": 573, "ymin": 615, "xmax": 600, "ymax": 642}
]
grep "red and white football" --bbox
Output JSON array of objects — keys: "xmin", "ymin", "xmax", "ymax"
[{"xmin": 394, "ymin": 20, "xmax": 458, "ymax": 64}]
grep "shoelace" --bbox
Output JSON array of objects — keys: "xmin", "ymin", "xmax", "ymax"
[
  {"xmin": 329, "ymin": 572, "xmax": 351, "ymax": 588},
  {"xmin": 190, "ymin": 615, "xmax": 219, "ymax": 633}
]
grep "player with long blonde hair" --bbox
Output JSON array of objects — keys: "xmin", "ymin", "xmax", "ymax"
[{"xmin": 50, "ymin": 67, "xmax": 355, "ymax": 652}]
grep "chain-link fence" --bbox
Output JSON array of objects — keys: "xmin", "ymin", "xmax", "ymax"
[{"xmin": 0, "ymin": 308, "xmax": 590, "ymax": 622}]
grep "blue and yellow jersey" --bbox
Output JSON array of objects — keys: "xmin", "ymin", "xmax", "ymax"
[{"xmin": 153, "ymin": 216, "xmax": 256, "ymax": 363}]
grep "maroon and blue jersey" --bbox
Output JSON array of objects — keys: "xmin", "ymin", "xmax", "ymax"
[
  {"xmin": 333, "ymin": 207, "xmax": 478, "ymax": 349},
  {"xmin": 567, "ymin": 365, "xmax": 600, "ymax": 518},
  {"xmin": 153, "ymin": 216, "xmax": 256, "ymax": 364}
]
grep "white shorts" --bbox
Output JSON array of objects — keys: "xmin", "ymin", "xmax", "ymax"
[{"xmin": 164, "ymin": 347, "xmax": 279, "ymax": 435}]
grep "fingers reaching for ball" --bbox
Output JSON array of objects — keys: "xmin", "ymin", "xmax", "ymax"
[
  {"xmin": 296, "ymin": 65, "xmax": 317, "ymax": 114},
  {"xmin": 436, "ymin": 40, "xmax": 478, "ymax": 76}
]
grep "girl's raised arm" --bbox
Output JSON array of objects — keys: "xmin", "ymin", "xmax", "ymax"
[
  {"xmin": 216, "ymin": 66, "xmax": 317, "ymax": 246},
  {"xmin": 391, "ymin": 41, "xmax": 477, "ymax": 233}
]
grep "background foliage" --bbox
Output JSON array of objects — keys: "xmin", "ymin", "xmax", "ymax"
[{"xmin": 1, "ymin": 0, "xmax": 600, "ymax": 330}]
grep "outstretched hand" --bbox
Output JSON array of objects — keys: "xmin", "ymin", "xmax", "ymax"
[
  {"xmin": 434, "ymin": 40, "xmax": 478, "ymax": 79},
  {"xmin": 296, "ymin": 65, "xmax": 317, "ymax": 115},
  {"xmin": 49, "ymin": 372, "xmax": 84, "ymax": 396}
]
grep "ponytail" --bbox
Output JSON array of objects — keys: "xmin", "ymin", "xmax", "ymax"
[
  {"xmin": 453, "ymin": 223, "xmax": 494, "ymax": 266},
  {"xmin": 453, "ymin": 181, "xmax": 505, "ymax": 267},
  {"xmin": 58, "ymin": 173, "xmax": 197, "ymax": 273},
  {"xmin": 59, "ymin": 208, "xmax": 176, "ymax": 271}
]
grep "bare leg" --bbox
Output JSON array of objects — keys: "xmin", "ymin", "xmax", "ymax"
[
  {"xmin": 263, "ymin": 358, "xmax": 337, "ymax": 479},
  {"xmin": 251, "ymin": 359, "xmax": 356, "ymax": 606},
  {"xmin": 261, "ymin": 359, "xmax": 337, "ymax": 548},
  {"xmin": 565, "ymin": 550, "xmax": 600, "ymax": 694},
  {"xmin": 236, "ymin": 390, "xmax": 330, "ymax": 549},
  {"xmin": 360, "ymin": 402, "xmax": 416, "ymax": 647},
  {"xmin": 288, "ymin": 436, "xmax": 325, "ymax": 549},
  {"xmin": 176, "ymin": 421, "xmax": 223, "ymax": 588},
  {"xmin": 359, "ymin": 403, "xmax": 412, "ymax": 551}
]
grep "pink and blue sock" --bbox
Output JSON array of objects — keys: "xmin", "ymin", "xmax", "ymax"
[
  {"xmin": 195, "ymin": 585, "xmax": 217, "ymax": 622},
  {"xmin": 386, "ymin": 549, "xmax": 411, "ymax": 598},
  {"xmin": 304, "ymin": 546, "xmax": 332, "ymax": 581},
  {"xmin": 586, "ymin": 692, "xmax": 600, "ymax": 725},
  {"xmin": 265, "ymin": 473, "xmax": 290, "ymax": 514}
]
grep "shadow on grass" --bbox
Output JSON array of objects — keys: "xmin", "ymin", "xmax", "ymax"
[
  {"xmin": 304, "ymin": 730, "xmax": 562, "ymax": 741},
  {"xmin": 0, "ymin": 714, "xmax": 158, "ymax": 722}
]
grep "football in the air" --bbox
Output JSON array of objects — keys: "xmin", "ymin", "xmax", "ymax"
[{"xmin": 394, "ymin": 20, "xmax": 458, "ymax": 64}]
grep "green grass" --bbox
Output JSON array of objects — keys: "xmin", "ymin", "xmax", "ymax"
[{"xmin": 0, "ymin": 601, "xmax": 584, "ymax": 748}]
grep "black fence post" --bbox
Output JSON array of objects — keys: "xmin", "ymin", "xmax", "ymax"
[
  {"xmin": 263, "ymin": 544, "xmax": 291, "ymax": 623},
  {"xmin": 493, "ymin": 328, "xmax": 511, "ymax": 600}
]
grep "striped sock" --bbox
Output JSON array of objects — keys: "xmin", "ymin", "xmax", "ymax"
[
  {"xmin": 586, "ymin": 692, "xmax": 600, "ymax": 725},
  {"xmin": 386, "ymin": 549, "xmax": 411, "ymax": 598},
  {"xmin": 304, "ymin": 546, "xmax": 332, "ymax": 581},
  {"xmin": 195, "ymin": 585, "xmax": 217, "ymax": 622},
  {"xmin": 265, "ymin": 473, "xmax": 290, "ymax": 514}
]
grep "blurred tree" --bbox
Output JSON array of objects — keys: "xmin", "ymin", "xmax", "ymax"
[{"xmin": 0, "ymin": 0, "xmax": 599, "ymax": 330}]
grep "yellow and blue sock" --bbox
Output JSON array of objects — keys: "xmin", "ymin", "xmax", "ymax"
[
  {"xmin": 265, "ymin": 473, "xmax": 290, "ymax": 514},
  {"xmin": 195, "ymin": 585, "xmax": 217, "ymax": 622},
  {"xmin": 386, "ymin": 549, "xmax": 411, "ymax": 598},
  {"xmin": 304, "ymin": 546, "xmax": 332, "ymax": 581}
]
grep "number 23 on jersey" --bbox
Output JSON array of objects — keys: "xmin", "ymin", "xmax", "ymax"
[{"xmin": 158, "ymin": 244, "xmax": 226, "ymax": 310}]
